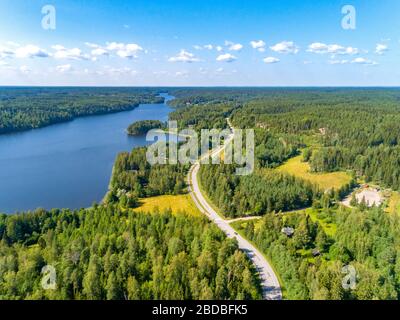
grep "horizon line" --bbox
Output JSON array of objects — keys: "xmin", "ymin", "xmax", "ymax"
[{"xmin": 1, "ymin": 85, "xmax": 400, "ymax": 89}]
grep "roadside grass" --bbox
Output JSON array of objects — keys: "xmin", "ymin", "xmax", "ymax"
[
  {"xmin": 133, "ymin": 194, "xmax": 202, "ymax": 216},
  {"xmin": 275, "ymin": 155, "xmax": 352, "ymax": 191},
  {"xmin": 385, "ymin": 191, "xmax": 400, "ymax": 216}
]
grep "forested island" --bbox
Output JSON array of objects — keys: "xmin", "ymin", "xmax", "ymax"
[
  {"xmin": 127, "ymin": 120, "xmax": 165, "ymax": 136},
  {"xmin": 0, "ymin": 87, "xmax": 164, "ymax": 134}
]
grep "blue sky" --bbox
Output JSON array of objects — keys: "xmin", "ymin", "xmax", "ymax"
[{"xmin": 0, "ymin": 0, "xmax": 399, "ymax": 86}]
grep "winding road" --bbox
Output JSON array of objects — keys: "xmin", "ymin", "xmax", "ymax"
[{"xmin": 187, "ymin": 120, "xmax": 282, "ymax": 300}]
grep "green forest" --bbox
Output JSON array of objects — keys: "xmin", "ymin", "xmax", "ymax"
[
  {"xmin": 199, "ymin": 164, "xmax": 317, "ymax": 218},
  {"xmin": 2, "ymin": 87, "xmax": 400, "ymax": 300},
  {"xmin": 0, "ymin": 206, "xmax": 261, "ymax": 299},
  {"xmin": 233, "ymin": 204, "xmax": 400, "ymax": 300},
  {"xmin": 227, "ymin": 88, "xmax": 400, "ymax": 191},
  {"xmin": 168, "ymin": 87, "xmax": 400, "ymax": 299},
  {"xmin": 0, "ymin": 87, "xmax": 163, "ymax": 134},
  {"xmin": 105, "ymin": 147, "xmax": 188, "ymax": 208},
  {"xmin": 127, "ymin": 120, "xmax": 165, "ymax": 136}
]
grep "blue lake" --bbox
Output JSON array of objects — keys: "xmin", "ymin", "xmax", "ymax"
[{"xmin": 0, "ymin": 93, "xmax": 174, "ymax": 213}]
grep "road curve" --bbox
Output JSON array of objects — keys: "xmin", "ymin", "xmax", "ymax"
[{"xmin": 187, "ymin": 125, "xmax": 282, "ymax": 300}]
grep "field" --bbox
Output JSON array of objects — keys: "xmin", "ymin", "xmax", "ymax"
[
  {"xmin": 276, "ymin": 155, "xmax": 352, "ymax": 191},
  {"xmin": 133, "ymin": 194, "xmax": 202, "ymax": 216},
  {"xmin": 282, "ymin": 208, "xmax": 337, "ymax": 237},
  {"xmin": 386, "ymin": 191, "xmax": 400, "ymax": 216},
  {"xmin": 305, "ymin": 208, "xmax": 337, "ymax": 237}
]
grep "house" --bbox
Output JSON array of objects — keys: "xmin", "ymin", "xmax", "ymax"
[
  {"xmin": 312, "ymin": 249, "xmax": 321, "ymax": 257},
  {"xmin": 281, "ymin": 227, "xmax": 295, "ymax": 237}
]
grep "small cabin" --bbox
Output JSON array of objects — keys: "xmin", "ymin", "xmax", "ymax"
[
  {"xmin": 281, "ymin": 227, "xmax": 295, "ymax": 237},
  {"xmin": 312, "ymin": 249, "xmax": 321, "ymax": 257}
]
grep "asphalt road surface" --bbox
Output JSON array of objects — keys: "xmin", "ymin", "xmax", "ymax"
[{"xmin": 187, "ymin": 121, "xmax": 282, "ymax": 300}]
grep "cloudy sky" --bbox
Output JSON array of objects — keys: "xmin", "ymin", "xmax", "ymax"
[{"xmin": 0, "ymin": 0, "xmax": 399, "ymax": 86}]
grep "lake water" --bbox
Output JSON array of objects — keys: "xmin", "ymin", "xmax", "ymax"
[{"xmin": 0, "ymin": 93, "xmax": 174, "ymax": 214}]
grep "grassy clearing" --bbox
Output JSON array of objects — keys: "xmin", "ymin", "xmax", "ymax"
[
  {"xmin": 306, "ymin": 208, "xmax": 337, "ymax": 237},
  {"xmin": 275, "ymin": 155, "xmax": 352, "ymax": 191},
  {"xmin": 133, "ymin": 194, "xmax": 202, "ymax": 216},
  {"xmin": 296, "ymin": 248, "xmax": 317, "ymax": 264},
  {"xmin": 385, "ymin": 191, "xmax": 400, "ymax": 216},
  {"xmin": 283, "ymin": 208, "xmax": 337, "ymax": 237}
]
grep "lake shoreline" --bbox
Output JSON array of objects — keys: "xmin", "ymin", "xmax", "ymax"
[{"xmin": 0, "ymin": 93, "xmax": 174, "ymax": 214}]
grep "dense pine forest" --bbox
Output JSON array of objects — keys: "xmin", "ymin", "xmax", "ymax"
[
  {"xmin": 226, "ymin": 88, "xmax": 400, "ymax": 191},
  {"xmin": 199, "ymin": 164, "xmax": 317, "ymax": 218},
  {"xmin": 0, "ymin": 87, "xmax": 163, "ymax": 134},
  {"xmin": 0, "ymin": 206, "xmax": 261, "ymax": 299},
  {"xmin": 127, "ymin": 120, "xmax": 165, "ymax": 136},
  {"xmin": 233, "ymin": 205, "xmax": 400, "ymax": 300},
  {"xmin": 105, "ymin": 147, "xmax": 188, "ymax": 207}
]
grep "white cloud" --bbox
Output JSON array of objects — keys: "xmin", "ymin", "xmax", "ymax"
[
  {"xmin": 198, "ymin": 67, "xmax": 208, "ymax": 74},
  {"xmin": 307, "ymin": 42, "xmax": 328, "ymax": 54},
  {"xmin": 328, "ymin": 59, "xmax": 349, "ymax": 65},
  {"xmin": 91, "ymin": 48, "xmax": 109, "ymax": 57},
  {"xmin": 216, "ymin": 53, "xmax": 237, "ymax": 62},
  {"xmin": 105, "ymin": 42, "xmax": 125, "ymax": 51},
  {"xmin": 97, "ymin": 66, "xmax": 138, "ymax": 76},
  {"xmin": 342, "ymin": 47, "xmax": 359, "ymax": 55},
  {"xmin": 375, "ymin": 43, "xmax": 388, "ymax": 55},
  {"xmin": 229, "ymin": 44, "xmax": 243, "ymax": 51},
  {"xmin": 103, "ymin": 42, "xmax": 143, "ymax": 59},
  {"xmin": 153, "ymin": 70, "xmax": 168, "ymax": 76},
  {"xmin": 85, "ymin": 42, "xmax": 100, "ymax": 49},
  {"xmin": 327, "ymin": 57, "xmax": 377, "ymax": 65},
  {"xmin": 56, "ymin": 64, "xmax": 73, "ymax": 73},
  {"xmin": 5, "ymin": 41, "xmax": 20, "ymax": 47},
  {"xmin": 270, "ymin": 41, "xmax": 299, "ymax": 54},
  {"xmin": 19, "ymin": 65, "xmax": 31, "ymax": 74},
  {"xmin": 168, "ymin": 50, "xmax": 200, "ymax": 63},
  {"xmin": 216, "ymin": 46, "xmax": 223, "ymax": 52},
  {"xmin": 51, "ymin": 45, "xmax": 65, "ymax": 51},
  {"xmin": 85, "ymin": 42, "xmax": 143, "ymax": 59},
  {"xmin": 307, "ymin": 42, "xmax": 359, "ymax": 55},
  {"xmin": 193, "ymin": 44, "xmax": 213, "ymax": 50},
  {"xmin": 250, "ymin": 40, "xmax": 266, "ymax": 52},
  {"xmin": 0, "ymin": 46, "xmax": 14, "ymax": 59},
  {"xmin": 175, "ymin": 71, "xmax": 189, "ymax": 77},
  {"xmin": 225, "ymin": 41, "xmax": 243, "ymax": 51},
  {"xmin": 115, "ymin": 44, "xmax": 143, "ymax": 59},
  {"xmin": 351, "ymin": 57, "xmax": 378, "ymax": 65},
  {"xmin": 263, "ymin": 57, "xmax": 280, "ymax": 64},
  {"xmin": 53, "ymin": 46, "xmax": 89, "ymax": 60},
  {"xmin": 15, "ymin": 45, "xmax": 49, "ymax": 58}
]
